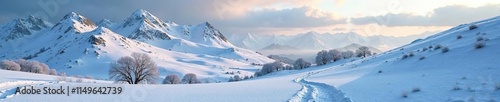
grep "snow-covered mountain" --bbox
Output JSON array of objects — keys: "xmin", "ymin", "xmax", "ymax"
[
  {"xmin": 0, "ymin": 15, "xmax": 52, "ymax": 41},
  {"xmin": 0, "ymin": 10, "xmax": 273, "ymax": 81},
  {"xmin": 96, "ymin": 19, "xmax": 117, "ymax": 29},
  {"xmin": 260, "ymin": 43, "xmax": 299, "ymax": 51},
  {"xmin": 228, "ymin": 31, "xmax": 435, "ymax": 51}
]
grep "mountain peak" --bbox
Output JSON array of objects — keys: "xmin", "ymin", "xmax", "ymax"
[
  {"xmin": 97, "ymin": 19, "xmax": 116, "ymax": 29},
  {"xmin": 131, "ymin": 9, "xmax": 153, "ymax": 17},
  {"xmin": 121, "ymin": 9, "xmax": 166, "ymax": 28},
  {"xmin": 0, "ymin": 15, "xmax": 52, "ymax": 41},
  {"xmin": 51, "ymin": 12, "xmax": 96, "ymax": 34}
]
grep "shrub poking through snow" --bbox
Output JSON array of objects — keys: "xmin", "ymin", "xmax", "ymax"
[
  {"xmin": 412, "ymin": 87, "xmax": 421, "ymax": 92},
  {"xmin": 475, "ymin": 41, "xmax": 485, "ymax": 49},
  {"xmin": 469, "ymin": 24, "xmax": 478, "ymax": 30},
  {"xmin": 419, "ymin": 56, "xmax": 425, "ymax": 60},
  {"xmin": 456, "ymin": 35, "xmax": 463, "ymax": 39},
  {"xmin": 422, "ymin": 47, "xmax": 428, "ymax": 51},
  {"xmin": 442, "ymin": 47, "xmax": 449, "ymax": 53},
  {"xmin": 0, "ymin": 60, "xmax": 21, "ymax": 71},
  {"xmin": 434, "ymin": 44, "xmax": 442, "ymax": 50},
  {"xmin": 408, "ymin": 52, "xmax": 414, "ymax": 57},
  {"xmin": 401, "ymin": 54, "xmax": 409, "ymax": 59},
  {"xmin": 495, "ymin": 83, "xmax": 500, "ymax": 90},
  {"xmin": 401, "ymin": 90, "xmax": 409, "ymax": 98},
  {"xmin": 453, "ymin": 85, "xmax": 462, "ymax": 90},
  {"xmin": 477, "ymin": 36, "xmax": 484, "ymax": 41}
]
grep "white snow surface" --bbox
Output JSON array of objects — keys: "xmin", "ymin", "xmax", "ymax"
[{"xmin": 1, "ymin": 11, "xmax": 500, "ymax": 102}]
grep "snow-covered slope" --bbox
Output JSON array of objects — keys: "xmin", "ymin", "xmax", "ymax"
[
  {"xmin": 97, "ymin": 19, "xmax": 117, "ymax": 29},
  {"xmin": 0, "ymin": 11, "xmax": 273, "ymax": 81},
  {"xmin": 305, "ymin": 16, "xmax": 500, "ymax": 101}
]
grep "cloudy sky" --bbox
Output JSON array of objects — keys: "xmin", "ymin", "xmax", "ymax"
[{"xmin": 1, "ymin": 0, "xmax": 500, "ymax": 37}]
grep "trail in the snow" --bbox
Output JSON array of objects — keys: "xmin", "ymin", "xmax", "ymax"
[
  {"xmin": 0, "ymin": 81, "xmax": 55, "ymax": 100},
  {"xmin": 288, "ymin": 65, "xmax": 353, "ymax": 102}
]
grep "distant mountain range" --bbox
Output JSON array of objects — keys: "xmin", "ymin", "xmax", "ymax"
[{"xmin": 228, "ymin": 31, "xmax": 437, "ymax": 52}]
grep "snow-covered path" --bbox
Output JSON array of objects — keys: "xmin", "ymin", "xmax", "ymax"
[{"xmin": 289, "ymin": 66, "xmax": 352, "ymax": 102}]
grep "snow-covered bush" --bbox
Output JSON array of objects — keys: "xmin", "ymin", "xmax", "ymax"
[
  {"xmin": 412, "ymin": 87, "xmax": 421, "ymax": 92},
  {"xmin": 327, "ymin": 49, "xmax": 342, "ymax": 62},
  {"xmin": 422, "ymin": 47, "xmax": 428, "ymax": 52},
  {"xmin": 342, "ymin": 51, "xmax": 355, "ymax": 59},
  {"xmin": 163, "ymin": 74, "xmax": 181, "ymax": 84},
  {"xmin": 57, "ymin": 72, "xmax": 67, "ymax": 82},
  {"xmin": 11, "ymin": 59, "xmax": 50, "ymax": 74},
  {"xmin": 475, "ymin": 41, "xmax": 485, "ymax": 49},
  {"xmin": 49, "ymin": 69, "xmax": 57, "ymax": 75},
  {"xmin": 408, "ymin": 52, "xmax": 414, "ymax": 57},
  {"xmin": 232, "ymin": 75, "xmax": 241, "ymax": 81},
  {"xmin": 182, "ymin": 73, "xmax": 201, "ymax": 84},
  {"xmin": 434, "ymin": 44, "xmax": 442, "ymax": 50},
  {"xmin": 1, "ymin": 60, "xmax": 21, "ymax": 71},
  {"xmin": 453, "ymin": 85, "xmax": 462, "ymax": 90},
  {"xmin": 293, "ymin": 58, "xmax": 311, "ymax": 69},
  {"xmin": 419, "ymin": 56, "xmax": 425, "ymax": 60},
  {"xmin": 401, "ymin": 90, "xmax": 409, "ymax": 98},
  {"xmin": 256, "ymin": 61, "xmax": 285, "ymax": 76},
  {"xmin": 76, "ymin": 77, "xmax": 83, "ymax": 83},
  {"xmin": 401, "ymin": 54, "xmax": 409, "ymax": 59},
  {"xmin": 315, "ymin": 50, "xmax": 329, "ymax": 65},
  {"xmin": 476, "ymin": 36, "xmax": 484, "ymax": 41},
  {"xmin": 442, "ymin": 47, "xmax": 449, "ymax": 53},
  {"xmin": 469, "ymin": 24, "xmax": 478, "ymax": 30}
]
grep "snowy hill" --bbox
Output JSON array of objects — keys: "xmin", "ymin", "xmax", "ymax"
[
  {"xmin": 0, "ymin": 11, "xmax": 273, "ymax": 81},
  {"xmin": 304, "ymin": 16, "xmax": 500, "ymax": 101}
]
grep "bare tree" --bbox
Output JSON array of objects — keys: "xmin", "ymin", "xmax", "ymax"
[
  {"xmin": 182, "ymin": 73, "xmax": 200, "ymax": 84},
  {"xmin": 109, "ymin": 52, "xmax": 159, "ymax": 84},
  {"xmin": 342, "ymin": 51, "xmax": 355, "ymax": 59},
  {"xmin": 315, "ymin": 50, "xmax": 329, "ymax": 65},
  {"xmin": 356, "ymin": 46, "xmax": 371, "ymax": 57},
  {"xmin": 328, "ymin": 49, "xmax": 342, "ymax": 62},
  {"xmin": 163, "ymin": 74, "xmax": 181, "ymax": 84},
  {"xmin": 1, "ymin": 60, "xmax": 21, "ymax": 71},
  {"xmin": 294, "ymin": 58, "xmax": 311, "ymax": 69},
  {"xmin": 257, "ymin": 61, "xmax": 285, "ymax": 76}
]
